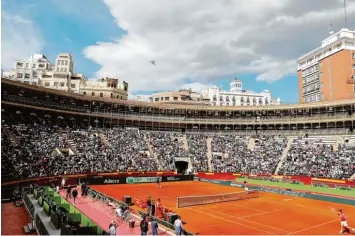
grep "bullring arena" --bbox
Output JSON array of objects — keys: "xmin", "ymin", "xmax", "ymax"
[{"xmin": 1, "ymin": 79, "xmax": 355, "ymax": 235}]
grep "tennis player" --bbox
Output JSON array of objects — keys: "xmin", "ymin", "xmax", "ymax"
[
  {"xmin": 156, "ymin": 176, "xmax": 161, "ymax": 188},
  {"xmin": 338, "ymin": 209, "xmax": 355, "ymax": 234},
  {"xmin": 244, "ymin": 181, "xmax": 248, "ymax": 191}
]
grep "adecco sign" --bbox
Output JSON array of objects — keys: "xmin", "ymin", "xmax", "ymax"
[
  {"xmin": 104, "ymin": 179, "xmax": 121, "ymax": 184},
  {"xmin": 87, "ymin": 176, "xmax": 126, "ymax": 185}
]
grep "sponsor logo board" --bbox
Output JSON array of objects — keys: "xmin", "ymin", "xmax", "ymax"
[
  {"xmin": 126, "ymin": 177, "xmax": 162, "ymax": 184},
  {"xmin": 104, "ymin": 179, "xmax": 120, "ymax": 184}
]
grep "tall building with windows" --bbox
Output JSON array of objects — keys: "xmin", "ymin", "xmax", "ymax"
[
  {"xmin": 150, "ymin": 79, "xmax": 280, "ymax": 107},
  {"xmin": 297, "ymin": 28, "xmax": 355, "ymax": 103},
  {"xmin": 203, "ymin": 79, "xmax": 280, "ymax": 106},
  {"xmin": 7, "ymin": 54, "xmax": 53, "ymax": 86},
  {"xmin": 4, "ymin": 53, "xmax": 129, "ymax": 100}
]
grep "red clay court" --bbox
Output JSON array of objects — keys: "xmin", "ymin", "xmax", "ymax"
[{"xmin": 91, "ymin": 181, "xmax": 355, "ymax": 235}]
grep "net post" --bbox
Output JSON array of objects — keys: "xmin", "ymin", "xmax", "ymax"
[{"xmin": 176, "ymin": 197, "xmax": 179, "ymax": 208}]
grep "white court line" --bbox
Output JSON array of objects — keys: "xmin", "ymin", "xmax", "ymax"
[
  {"xmin": 284, "ymin": 198, "xmax": 292, "ymax": 201},
  {"xmin": 296, "ymin": 204, "xmax": 306, "ymax": 208},
  {"xmin": 287, "ymin": 219, "xmax": 338, "ymax": 235},
  {"xmin": 191, "ymin": 208, "xmax": 277, "ymax": 235},
  {"xmin": 201, "ymin": 207, "xmax": 291, "ymax": 234},
  {"xmin": 223, "ymin": 200, "xmax": 267, "ymax": 213},
  {"xmin": 152, "ymin": 192, "xmax": 288, "ymax": 235},
  {"xmin": 238, "ymin": 209, "xmax": 285, "ymax": 219}
]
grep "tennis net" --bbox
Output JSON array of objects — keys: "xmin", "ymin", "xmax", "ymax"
[{"xmin": 176, "ymin": 190, "xmax": 260, "ymax": 208}]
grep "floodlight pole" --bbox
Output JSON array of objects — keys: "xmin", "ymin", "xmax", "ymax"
[{"xmin": 343, "ymin": 0, "xmax": 347, "ymax": 28}]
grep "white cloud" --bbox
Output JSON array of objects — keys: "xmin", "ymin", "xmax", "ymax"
[
  {"xmin": 1, "ymin": 12, "xmax": 44, "ymax": 70},
  {"xmin": 83, "ymin": 0, "xmax": 355, "ymax": 93},
  {"xmin": 180, "ymin": 82, "xmax": 217, "ymax": 93}
]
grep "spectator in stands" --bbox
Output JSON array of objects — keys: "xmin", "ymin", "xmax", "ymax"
[
  {"xmin": 151, "ymin": 218, "xmax": 159, "ymax": 236},
  {"xmin": 108, "ymin": 220, "xmax": 117, "ymax": 235},
  {"xmin": 66, "ymin": 186, "xmax": 71, "ymax": 199},
  {"xmin": 72, "ymin": 188, "xmax": 78, "ymax": 205},
  {"xmin": 146, "ymin": 196, "xmax": 152, "ymax": 215},
  {"xmin": 151, "ymin": 200, "xmax": 156, "ymax": 216},
  {"xmin": 174, "ymin": 216, "xmax": 182, "ymax": 235},
  {"xmin": 140, "ymin": 215, "xmax": 149, "ymax": 236}
]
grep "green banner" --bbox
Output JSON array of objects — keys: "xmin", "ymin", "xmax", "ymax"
[{"xmin": 126, "ymin": 176, "xmax": 162, "ymax": 184}]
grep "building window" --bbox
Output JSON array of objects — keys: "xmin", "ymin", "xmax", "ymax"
[
  {"xmin": 83, "ymin": 92, "xmax": 86, "ymax": 95},
  {"xmin": 213, "ymin": 95, "xmax": 217, "ymax": 101},
  {"xmin": 45, "ymin": 82, "xmax": 50, "ymax": 87},
  {"xmin": 241, "ymin": 97, "xmax": 244, "ymax": 103},
  {"xmin": 64, "ymin": 68, "xmax": 67, "ymax": 72},
  {"xmin": 165, "ymin": 97, "xmax": 169, "ymax": 101},
  {"xmin": 352, "ymin": 53, "xmax": 355, "ymax": 59},
  {"xmin": 60, "ymin": 68, "xmax": 64, "ymax": 72},
  {"xmin": 246, "ymin": 97, "xmax": 250, "ymax": 104},
  {"xmin": 226, "ymin": 96, "xmax": 230, "ymax": 102},
  {"xmin": 100, "ymin": 93, "xmax": 103, "ymax": 97},
  {"xmin": 352, "ymin": 64, "xmax": 355, "ymax": 70},
  {"xmin": 219, "ymin": 96, "xmax": 223, "ymax": 102},
  {"xmin": 17, "ymin": 73, "xmax": 23, "ymax": 78},
  {"xmin": 71, "ymin": 84, "xmax": 76, "ymax": 88},
  {"xmin": 65, "ymin": 60, "xmax": 68, "ymax": 65},
  {"xmin": 174, "ymin": 97, "xmax": 178, "ymax": 101},
  {"xmin": 253, "ymin": 97, "xmax": 256, "ymax": 105},
  {"xmin": 25, "ymin": 74, "xmax": 30, "ymax": 78},
  {"xmin": 155, "ymin": 98, "xmax": 159, "ymax": 102},
  {"xmin": 54, "ymin": 82, "xmax": 58, "ymax": 87},
  {"xmin": 16, "ymin": 62, "xmax": 23, "ymax": 68},
  {"xmin": 92, "ymin": 92, "xmax": 95, "ymax": 96},
  {"xmin": 25, "ymin": 63, "xmax": 29, "ymax": 68},
  {"xmin": 111, "ymin": 93, "xmax": 113, "ymax": 98},
  {"xmin": 265, "ymin": 98, "xmax": 269, "ymax": 104},
  {"xmin": 60, "ymin": 82, "xmax": 65, "ymax": 87},
  {"xmin": 259, "ymin": 98, "xmax": 263, "ymax": 105},
  {"xmin": 160, "ymin": 97, "xmax": 163, "ymax": 101}
]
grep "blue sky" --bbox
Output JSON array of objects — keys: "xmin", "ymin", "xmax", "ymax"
[{"xmin": 3, "ymin": 0, "xmax": 350, "ymax": 104}]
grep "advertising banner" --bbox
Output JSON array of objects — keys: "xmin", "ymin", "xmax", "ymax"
[
  {"xmin": 126, "ymin": 176, "xmax": 162, "ymax": 184},
  {"xmin": 87, "ymin": 176, "xmax": 126, "ymax": 185},
  {"xmin": 162, "ymin": 175, "xmax": 193, "ymax": 182}
]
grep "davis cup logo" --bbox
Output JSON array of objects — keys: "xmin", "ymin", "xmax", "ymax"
[{"xmin": 126, "ymin": 177, "xmax": 135, "ymax": 184}]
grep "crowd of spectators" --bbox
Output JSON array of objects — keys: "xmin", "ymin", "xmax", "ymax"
[
  {"xmin": 211, "ymin": 135, "xmax": 286, "ymax": 174},
  {"xmin": 278, "ymin": 140, "xmax": 355, "ymax": 179},
  {"xmin": 1, "ymin": 115, "xmax": 354, "ymax": 180},
  {"xmin": 186, "ymin": 133, "xmax": 209, "ymax": 172},
  {"xmin": 146, "ymin": 132, "xmax": 188, "ymax": 170}
]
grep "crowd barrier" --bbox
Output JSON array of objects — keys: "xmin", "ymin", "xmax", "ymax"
[
  {"xmin": 199, "ymin": 178, "xmax": 355, "ymax": 206},
  {"xmin": 87, "ymin": 187, "xmax": 195, "ymax": 235},
  {"xmin": 195, "ymin": 172, "xmax": 355, "ymax": 187},
  {"xmin": 1, "ymin": 173, "xmax": 193, "ymax": 202}
]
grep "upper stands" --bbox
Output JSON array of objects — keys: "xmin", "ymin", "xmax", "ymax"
[{"xmin": 1, "ymin": 79, "xmax": 355, "ymax": 181}]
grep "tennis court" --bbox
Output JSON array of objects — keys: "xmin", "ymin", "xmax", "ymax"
[{"xmin": 91, "ymin": 181, "xmax": 355, "ymax": 235}]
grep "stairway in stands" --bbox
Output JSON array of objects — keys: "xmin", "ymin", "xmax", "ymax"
[
  {"xmin": 2, "ymin": 124, "xmax": 18, "ymax": 146},
  {"xmin": 98, "ymin": 133, "xmax": 109, "ymax": 147},
  {"xmin": 247, "ymin": 137, "xmax": 255, "ymax": 151},
  {"xmin": 182, "ymin": 135, "xmax": 189, "ymax": 151},
  {"xmin": 206, "ymin": 137, "xmax": 212, "ymax": 172},
  {"xmin": 145, "ymin": 136, "xmax": 163, "ymax": 170},
  {"xmin": 183, "ymin": 135, "xmax": 194, "ymax": 171},
  {"xmin": 63, "ymin": 133, "xmax": 79, "ymax": 155},
  {"xmin": 274, "ymin": 137, "xmax": 294, "ymax": 175}
]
